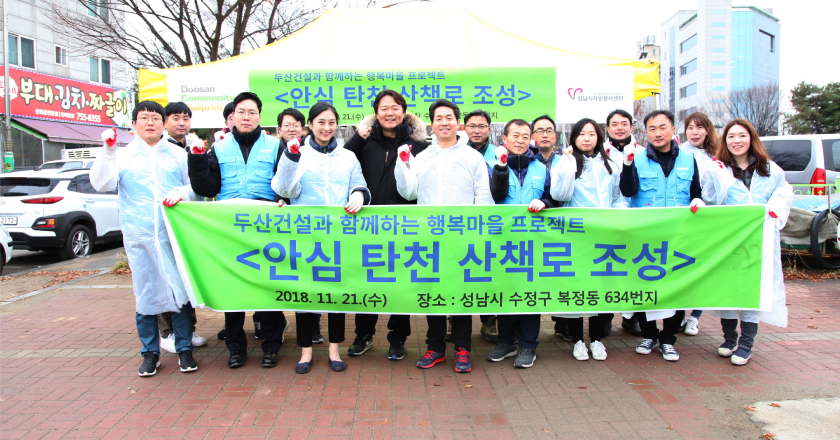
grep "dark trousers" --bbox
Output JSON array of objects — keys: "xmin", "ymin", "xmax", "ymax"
[
  {"xmin": 637, "ymin": 311, "xmax": 685, "ymax": 345},
  {"xmin": 498, "ymin": 314, "xmax": 540, "ymax": 349},
  {"xmin": 224, "ymin": 311, "xmax": 286, "ymax": 353},
  {"xmin": 480, "ymin": 315, "xmax": 493, "ymax": 323},
  {"xmin": 426, "ymin": 315, "xmax": 471, "ymax": 353},
  {"xmin": 158, "ymin": 309, "xmax": 197, "ymax": 338},
  {"xmin": 354, "ymin": 314, "xmax": 411, "ymax": 345},
  {"xmin": 568, "ymin": 315, "xmax": 609, "ymax": 342},
  {"xmin": 721, "ymin": 319, "xmax": 758, "ymax": 352},
  {"xmin": 297, "ymin": 312, "xmax": 345, "ymax": 347}
]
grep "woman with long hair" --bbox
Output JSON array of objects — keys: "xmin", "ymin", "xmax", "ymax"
[
  {"xmin": 272, "ymin": 102, "xmax": 371, "ymax": 374},
  {"xmin": 679, "ymin": 112, "xmax": 721, "ymax": 336},
  {"xmin": 709, "ymin": 118, "xmax": 792, "ymax": 365},
  {"xmin": 550, "ymin": 117, "xmax": 627, "ymax": 361}
]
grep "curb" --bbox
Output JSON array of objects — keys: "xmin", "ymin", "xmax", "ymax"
[{"xmin": 0, "ymin": 269, "xmax": 112, "ymax": 308}]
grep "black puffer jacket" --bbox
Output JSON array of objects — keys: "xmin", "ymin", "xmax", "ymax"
[{"xmin": 343, "ymin": 112, "xmax": 429, "ymax": 205}]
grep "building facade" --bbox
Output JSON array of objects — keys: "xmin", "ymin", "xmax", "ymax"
[
  {"xmin": 1, "ymin": 0, "xmax": 132, "ymax": 169},
  {"xmin": 659, "ymin": 0, "xmax": 780, "ymax": 132}
]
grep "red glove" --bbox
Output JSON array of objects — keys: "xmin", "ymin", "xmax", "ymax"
[
  {"xmin": 769, "ymin": 211, "xmax": 777, "ymax": 218},
  {"xmin": 287, "ymin": 138, "xmax": 300, "ymax": 154},
  {"xmin": 398, "ymin": 144, "xmax": 412, "ymax": 162},
  {"xmin": 711, "ymin": 156, "xmax": 725, "ymax": 169},
  {"xmin": 101, "ymin": 128, "xmax": 117, "ymax": 147},
  {"xmin": 191, "ymin": 143, "xmax": 206, "ymax": 154},
  {"xmin": 495, "ymin": 146, "xmax": 508, "ymax": 166},
  {"xmin": 265, "ymin": 130, "xmax": 270, "ymax": 135}
]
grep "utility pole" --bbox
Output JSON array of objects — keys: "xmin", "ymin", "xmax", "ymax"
[{"xmin": 2, "ymin": 0, "xmax": 12, "ymax": 172}]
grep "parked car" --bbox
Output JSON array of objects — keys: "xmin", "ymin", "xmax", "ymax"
[
  {"xmin": 760, "ymin": 134, "xmax": 840, "ymax": 195},
  {"xmin": 37, "ymin": 159, "xmax": 95, "ymax": 171},
  {"xmin": 0, "ymin": 225, "xmax": 11, "ymax": 274},
  {"xmin": 0, "ymin": 169, "xmax": 122, "ymax": 260}
]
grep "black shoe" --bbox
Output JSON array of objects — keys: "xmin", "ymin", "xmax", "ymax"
[
  {"xmin": 554, "ymin": 320, "xmax": 574, "ymax": 342},
  {"xmin": 388, "ymin": 343, "xmax": 406, "ymax": 360},
  {"xmin": 261, "ymin": 352, "xmax": 278, "ymax": 368},
  {"xmin": 622, "ymin": 317, "xmax": 642, "ymax": 337},
  {"xmin": 254, "ymin": 321, "xmax": 264, "ymax": 339},
  {"xmin": 138, "ymin": 353, "xmax": 159, "ymax": 377},
  {"xmin": 179, "ymin": 351, "xmax": 198, "ymax": 373},
  {"xmin": 228, "ymin": 350, "xmax": 247, "ymax": 368},
  {"xmin": 348, "ymin": 334, "xmax": 373, "ymax": 356},
  {"xmin": 217, "ymin": 325, "xmax": 226, "ymax": 340}
]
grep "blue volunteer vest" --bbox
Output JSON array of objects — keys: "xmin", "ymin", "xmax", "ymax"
[
  {"xmin": 501, "ymin": 160, "xmax": 547, "ymax": 204},
  {"xmin": 630, "ymin": 149, "xmax": 694, "ymax": 208},
  {"xmin": 215, "ymin": 132, "xmax": 280, "ymax": 201},
  {"xmin": 483, "ymin": 143, "xmax": 498, "ymax": 163}
]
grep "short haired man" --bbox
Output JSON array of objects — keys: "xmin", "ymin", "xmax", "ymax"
[
  {"xmin": 90, "ymin": 101, "xmax": 200, "ymax": 376},
  {"xmin": 188, "ymin": 92, "xmax": 289, "ymax": 369},
  {"xmin": 619, "ymin": 110, "xmax": 706, "ymax": 362},
  {"xmin": 341, "ymin": 89, "xmax": 430, "ymax": 360},
  {"xmin": 485, "ymin": 119, "xmax": 554, "ymax": 368},
  {"xmin": 601, "ymin": 109, "xmax": 644, "ymax": 338},
  {"xmin": 395, "ymin": 99, "xmax": 493, "ymax": 373},
  {"xmin": 277, "ymin": 107, "xmax": 306, "ymax": 148},
  {"xmin": 464, "ymin": 109, "xmax": 497, "ymax": 163}
]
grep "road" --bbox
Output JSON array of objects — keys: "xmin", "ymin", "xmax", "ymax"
[{"xmin": 3, "ymin": 241, "xmax": 124, "ymax": 275}]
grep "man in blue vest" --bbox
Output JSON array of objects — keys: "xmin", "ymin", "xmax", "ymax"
[
  {"xmin": 187, "ymin": 92, "xmax": 288, "ymax": 369},
  {"xmin": 486, "ymin": 119, "xmax": 554, "ymax": 368},
  {"xmin": 619, "ymin": 109, "xmax": 704, "ymax": 362}
]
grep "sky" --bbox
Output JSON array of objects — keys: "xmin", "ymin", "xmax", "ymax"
[{"xmin": 381, "ymin": 0, "xmax": 839, "ymax": 103}]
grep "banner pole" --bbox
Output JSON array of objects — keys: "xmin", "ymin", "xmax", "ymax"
[{"xmin": 2, "ymin": 0, "xmax": 12, "ymax": 173}]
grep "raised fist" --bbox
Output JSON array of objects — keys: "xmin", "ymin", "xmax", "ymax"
[
  {"xmin": 398, "ymin": 144, "xmax": 412, "ymax": 162},
  {"xmin": 495, "ymin": 146, "xmax": 508, "ymax": 166},
  {"xmin": 287, "ymin": 138, "xmax": 300, "ymax": 154},
  {"xmin": 101, "ymin": 128, "xmax": 117, "ymax": 148}
]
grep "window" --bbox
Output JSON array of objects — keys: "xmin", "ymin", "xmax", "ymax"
[
  {"xmin": 712, "ymin": 22, "xmax": 726, "ymax": 27},
  {"xmin": 679, "ymin": 83, "xmax": 697, "ymax": 98},
  {"xmin": 712, "ymin": 61, "xmax": 725, "ymax": 65},
  {"xmin": 7, "ymin": 34, "xmax": 35, "ymax": 69},
  {"xmin": 759, "ymin": 30, "xmax": 775, "ymax": 53},
  {"xmin": 765, "ymin": 140, "xmax": 811, "ymax": 171},
  {"xmin": 712, "ymin": 35, "xmax": 726, "ymax": 40},
  {"xmin": 89, "ymin": 57, "xmax": 111, "ymax": 84},
  {"xmin": 86, "ymin": 0, "xmax": 109, "ymax": 22},
  {"xmin": 823, "ymin": 139, "xmax": 840, "ymax": 172},
  {"xmin": 680, "ymin": 34, "xmax": 698, "ymax": 53},
  {"xmin": 680, "ymin": 59, "xmax": 697, "ymax": 76},
  {"xmin": 55, "ymin": 45, "xmax": 68, "ymax": 66}
]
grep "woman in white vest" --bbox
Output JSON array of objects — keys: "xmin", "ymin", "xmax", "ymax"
[
  {"xmin": 272, "ymin": 102, "xmax": 371, "ymax": 374},
  {"xmin": 551, "ymin": 118, "xmax": 627, "ymax": 361},
  {"xmin": 704, "ymin": 119, "xmax": 792, "ymax": 366}
]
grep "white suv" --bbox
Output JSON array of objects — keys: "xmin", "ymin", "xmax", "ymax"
[{"xmin": 0, "ymin": 169, "xmax": 122, "ymax": 260}]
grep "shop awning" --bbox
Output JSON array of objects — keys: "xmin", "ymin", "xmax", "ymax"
[{"xmin": 12, "ymin": 118, "xmax": 133, "ymax": 146}]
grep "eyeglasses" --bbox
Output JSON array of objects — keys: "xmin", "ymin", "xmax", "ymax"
[
  {"xmin": 137, "ymin": 116, "xmax": 162, "ymax": 124},
  {"xmin": 281, "ymin": 124, "xmax": 302, "ymax": 129},
  {"xmin": 235, "ymin": 110, "xmax": 259, "ymax": 117},
  {"xmin": 534, "ymin": 129, "xmax": 555, "ymax": 135},
  {"xmin": 465, "ymin": 124, "xmax": 489, "ymax": 130}
]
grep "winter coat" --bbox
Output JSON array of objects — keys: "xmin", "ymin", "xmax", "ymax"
[
  {"xmin": 90, "ymin": 135, "xmax": 198, "ymax": 315},
  {"xmin": 551, "ymin": 151, "xmax": 628, "ymax": 208},
  {"xmin": 272, "ymin": 136, "xmax": 371, "ymax": 207},
  {"xmin": 343, "ymin": 113, "xmax": 429, "ymax": 205}
]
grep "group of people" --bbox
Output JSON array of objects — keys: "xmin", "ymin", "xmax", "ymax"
[{"xmin": 90, "ymin": 88, "xmax": 792, "ymax": 378}]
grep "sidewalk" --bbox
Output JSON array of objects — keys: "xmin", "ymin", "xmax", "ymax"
[{"xmin": 1, "ymin": 273, "xmax": 838, "ymax": 439}]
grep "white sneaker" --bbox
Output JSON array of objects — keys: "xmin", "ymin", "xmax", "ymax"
[
  {"xmin": 590, "ymin": 341, "xmax": 607, "ymax": 361},
  {"xmin": 191, "ymin": 332, "xmax": 207, "ymax": 347},
  {"xmin": 573, "ymin": 340, "xmax": 589, "ymax": 361},
  {"xmin": 159, "ymin": 333, "xmax": 176, "ymax": 354},
  {"xmin": 684, "ymin": 317, "xmax": 699, "ymax": 336},
  {"xmin": 660, "ymin": 344, "xmax": 680, "ymax": 362}
]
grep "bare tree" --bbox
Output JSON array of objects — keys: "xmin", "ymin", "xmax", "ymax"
[
  {"xmin": 702, "ymin": 82, "xmax": 781, "ymax": 136},
  {"xmin": 41, "ymin": 0, "xmax": 377, "ymax": 70},
  {"xmin": 632, "ymin": 99, "xmax": 652, "ymax": 143}
]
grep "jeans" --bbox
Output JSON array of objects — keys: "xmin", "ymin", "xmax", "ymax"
[
  {"xmin": 158, "ymin": 309, "xmax": 197, "ymax": 338},
  {"xmin": 137, "ymin": 303, "xmax": 194, "ymax": 355},
  {"xmin": 498, "ymin": 315, "xmax": 540, "ymax": 349},
  {"xmin": 354, "ymin": 314, "xmax": 412, "ymax": 345},
  {"xmin": 637, "ymin": 311, "xmax": 685, "ymax": 345},
  {"xmin": 690, "ymin": 310, "xmax": 703, "ymax": 319},
  {"xmin": 426, "ymin": 315, "xmax": 471, "ymax": 353}
]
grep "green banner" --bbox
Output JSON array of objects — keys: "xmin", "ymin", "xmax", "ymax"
[
  {"xmin": 248, "ymin": 68, "xmax": 556, "ymax": 124},
  {"xmin": 163, "ymin": 203, "xmax": 770, "ymax": 315}
]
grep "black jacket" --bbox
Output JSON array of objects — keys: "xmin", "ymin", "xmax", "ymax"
[
  {"xmin": 343, "ymin": 113, "xmax": 429, "ymax": 205},
  {"xmin": 188, "ymin": 126, "xmax": 282, "ymax": 201},
  {"xmin": 619, "ymin": 140, "xmax": 702, "ymax": 200}
]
